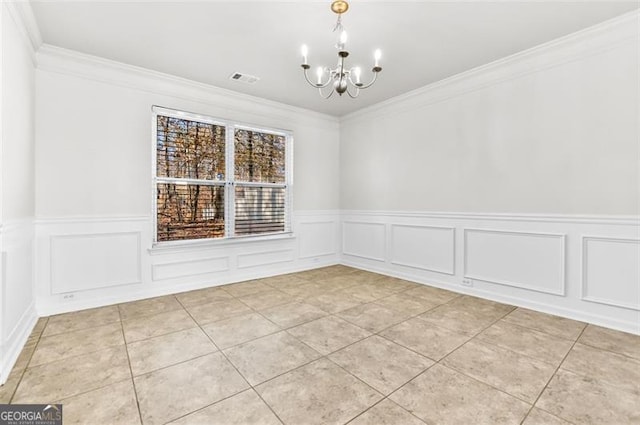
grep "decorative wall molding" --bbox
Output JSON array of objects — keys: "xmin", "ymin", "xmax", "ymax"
[
  {"xmin": 340, "ymin": 210, "xmax": 640, "ymax": 334},
  {"xmin": 340, "ymin": 210, "xmax": 640, "ymax": 226},
  {"xmin": 0, "ymin": 301, "xmax": 37, "ymax": 385},
  {"xmin": 50, "ymin": 231, "xmax": 143, "ymax": 294},
  {"xmin": 342, "ymin": 221, "xmax": 386, "ymax": 262},
  {"xmin": 35, "ymin": 211, "xmax": 340, "ymax": 316},
  {"xmin": 390, "ymin": 224, "xmax": 455, "ymax": 275},
  {"xmin": 3, "ymin": 0, "xmax": 42, "ymax": 62},
  {"xmin": 582, "ymin": 236, "xmax": 640, "ymax": 311},
  {"xmin": 341, "ymin": 10, "xmax": 639, "ymax": 124},
  {"xmin": 463, "ymin": 228, "xmax": 566, "ymax": 296},
  {"xmin": 152, "ymin": 256, "xmax": 230, "ymax": 281}
]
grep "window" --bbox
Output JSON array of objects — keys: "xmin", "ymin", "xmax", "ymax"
[{"xmin": 153, "ymin": 107, "xmax": 292, "ymax": 243}]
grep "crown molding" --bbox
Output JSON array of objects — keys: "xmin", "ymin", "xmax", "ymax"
[
  {"xmin": 36, "ymin": 44, "xmax": 339, "ymax": 128},
  {"xmin": 3, "ymin": 1, "xmax": 42, "ymax": 56},
  {"xmin": 341, "ymin": 9, "xmax": 639, "ymax": 124}
]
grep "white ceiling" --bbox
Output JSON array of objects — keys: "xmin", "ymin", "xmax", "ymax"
[{"xmin": 31, "ymin": 1, "xmax": 638, "ymax": 116}]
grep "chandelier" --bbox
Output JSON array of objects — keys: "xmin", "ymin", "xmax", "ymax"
[{"xmin": 300, "ymin": 0, "xmax": 382, "ymax": 98}]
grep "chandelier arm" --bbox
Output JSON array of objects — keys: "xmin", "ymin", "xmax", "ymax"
[
  {"xmin": 357, "ymin": 69, "xmax": 380, "ymax": 90},
  {"xmin": 345, "ymin": 85, "xmax": 359, "ymax": 98},
  {"xmin": 320, "ymin": 86, "xmax": 335, "ymax": 99},
  {"xmin": 302, "ymin": 66, "xmax": 334, "ymax": 89}
]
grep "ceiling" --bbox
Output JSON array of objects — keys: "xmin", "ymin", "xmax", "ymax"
[{"xmin": 31, "ymin": 1, "xmax": 638, "ymax": 117}]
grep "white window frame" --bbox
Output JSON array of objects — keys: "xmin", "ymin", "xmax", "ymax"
[{"xmin": 151, "ymin": 106, "xmax": 294, "ymax": 246}]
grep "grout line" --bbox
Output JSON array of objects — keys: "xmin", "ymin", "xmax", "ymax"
[
  {"xmin": 518, "ymin": 327, "xmax": 587, "ymax": 425},
  {"xmin": 8, "ymin": 317, "xmax": 49, "ymax": 404},
  {"xmin": 117, "ymin": 306, "xmax": 145, "ymax": 425},
  {"xmin": 175, "ymin": 296, "xmax": 288, "ymax": 425}
]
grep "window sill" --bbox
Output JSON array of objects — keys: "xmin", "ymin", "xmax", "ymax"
[{"xmin": 148, "ymin": 232, "xmax": 296, "ymax": 255}]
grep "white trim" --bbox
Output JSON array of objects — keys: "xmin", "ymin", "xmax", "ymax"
[
  {"xmin": 3, "ymin": 1, "xmax": 41, "ymax": 64},
  {"xmin": 581, "ymin": 236, "xmax": 640, "ymax": 311},
  {"xmin": 151, "ymin": 256, "xmax": 230, "ymax": 282},
  {"xmin": 463, "ymin": 228, "xmax": 567, "ymax": 296},
  {"xmin": 0, "ymin": 301, "xmax": 37, "ymax": 385},
  {"xmin": 389, "ymin": 224, "xmax": 456, "ymax": 275},
  {"xmin": 37, "ymin": 45, "xmax": 339, "ymax": 125},
  {"xmin": 50, "ymin": 231, "xmax": 143, "ymax": 294},
  {"xmin": 341, "ymin": 210, "xmax": 639, "ymax": 226},
  {"xmin": 341, "ymin": 221, "xmax": 387, "ymax": 262}
]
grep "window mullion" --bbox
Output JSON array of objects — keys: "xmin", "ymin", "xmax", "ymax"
[{"xmin": 225, "ymin": 124, "xmax": 235, "ymax": 238}]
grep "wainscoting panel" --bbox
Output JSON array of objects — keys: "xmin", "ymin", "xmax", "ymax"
[
  {"xmin": 464, "ymin": 229, "xmax": 566, "ymax": 295},
  {"xmin": 582, "ymin": 237, "xmax": 640, "ymax": 310},
  {"xmin": 51, "ymin": 232, "xmax": 142, "ymax": 294},
  {"xmin": 391, "ymin": 224, "xmax": 455, "ymax": 275},
  {"xmin": 35, "ymin": 211, "xmax": 340, "ymax": 316},
  {"xmin": 237, "ymin": 249, "xmax": 295, "ymax": 269},
  {"xmin": 340, "ymin": 211, "xmax": 640, "ymax": 334},
  {"xmin": 298, "ymin": 221, "xmax": 338, "ymax": 259},
  {"xmin": 152, "ymin": 256, "xmax": 230, "ymax": 281},
  {"xmin": 342, "ymin": 221, "xmax": 386, "ymax": 261}
]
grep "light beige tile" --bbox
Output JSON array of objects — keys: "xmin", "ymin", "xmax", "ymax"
[
  {"xmin": 135, "ymin": 352, "xmax": 248, "ymax": 425},
  {"xmin": 443, "ymin": 340, "xmax": 556, "ymax": 402},
  {"xmin": 170, "ymin": 389, "xmax": 282, "ymax": 425},
  {"xmin": 11, "ymin": 340, "xmax": 37, "ymax": 372},
  {"xmin": 122, "ymin": 308, "xmax": 197, "ymax": 343},
  {"xmin": 13, "ymin": 346, "xmax": 131, "ymax": 403},
  {"xmin": 43, "ymin": 305, "xmax": 120, "ymax": 337},
  {"xmin": 256, "ymin": 358, "xmax": 382, "ymax": 425},
  {"xmin": 420, "ymin": 296, "xmax": 513, "ymax": 335},
  {"xmin": 380, "ymin": 317, "xmax": 471, "ymax": 360},
  {"xmin": 259, "ymin": 273, "xmax": 309, "ymax": 289},
  {"xmin": 30, "ymin": 323, "xmax": 124, "ymax": 367},
  {"xmin": 175, "ymin": 286, "xmax": 233, "ymax": 308},
  {"xmin": 579, "ymin": 324, "xmax": 640, "ymax": 361},
  {"xmin": 561, "ymin": 343, "xmax": 640, "ymax": 394},
  {"xmin": 57, "ymin": 379, "xmax": 140, "ymax": 425},
  {"xmin": 304, "ymin": 291, "xmax": 363, "ymax": 314},
  {"xmin": 127, "ymin": 327, "xmax": 217, "ymax": 376},
  {"xmin": 299, "ymin": 266, "xmax": 362, "ymax": 282},
  {"xmin": 337, "ymin": 283, "xmax": 398, "ymax": 303},
  {"xmin": 278, "ymin": 281, "xmax": 328, "ymax": 298},
  {"xmin": 337, "ymin": 303, "xmax": 413, "ymax": 333},
  {"xmin": 371, "ymin": 276, "xmax": 420, "ymax": 292},
  {"xmin": 287, "ymin": 316, "xmax": 371, "ymax": 355},
  {"xmin": 186, "ymin": 299, "xmax": 252, "ymax": 325},
  {"xmin": 0, "ymin": 369, "xmax": 22, "ymax": 403},
  {"xmin": 238, "ymin": 289, "xmax": 293, "ymax": 310},
  {"xmin": 329, "ymin": 336, "xmax": 433, "ymax": 395},
  {"xmin": 201, "ymin": 312, "xmax": 280, "ymax": 349},
  {"xmin": 260, "ymin": 301, "xmax": 326, "ymax": 328},
  {"xmin": 118, "ymin": 295, "xmax": 183, "ymax": 320},
  {"xmin": 503, "ymin": 308, "xmax": 586, "ymax": 340},
  {"xmin": 478, "ymin": 320, "xmax": 574, "ymax": 365},
  {"xmin": 375, "ymin": 292, "xmax": 439, "ymax": 315},
  {"xmin": 319, "ymin": 273, "xmax": 379, "ymax": 290},
  {"xmin": 224, "ymin": 331, "xmax": 320, "ymax": 385},
  {"xmin": 523, "ymin": 408, "xmax": 571, "ymax": 425},
  {"xmin": 349, "ymin": 399, "xmax": 425, "ymax": 425},
  {"xmin": 537, "ymin": 369, "xmax": 640, "ymax": 424},
  {"xmin": 390, "ymin": 364, "xmax": 530, "ymax": 425},
  {"xmin": 403, "ymin": 285, "xmax": 460, "ymax": 305},
  {"xmin": 223, "ymin": 280, "xmax": 272, "ymax": 297}
]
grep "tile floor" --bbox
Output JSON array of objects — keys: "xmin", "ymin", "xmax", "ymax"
[{"xmin": 1, "ymin": 265, "xmax": 639, "ymax": 424}]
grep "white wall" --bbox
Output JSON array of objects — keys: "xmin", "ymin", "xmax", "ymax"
[
  {"xmin": 0, "ymin": 2, "xmax": 39, "ymax": 384},
  {"xmin": 339, "ymin": 13, "xmax": 640, "ymax": 333},
  {"xmin": 34, "ymin": 46, "xmax": 342, "ymax": 316}
]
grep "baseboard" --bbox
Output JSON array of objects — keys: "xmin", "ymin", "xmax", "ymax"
[{"xmin": 0, "ymin": 302, "xmax": 37, "ymax": 385}]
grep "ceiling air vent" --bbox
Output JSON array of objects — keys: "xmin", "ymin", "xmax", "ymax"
[{"xmin": 229, "ymin": 72, "xmax": 260, "ymax": 84}]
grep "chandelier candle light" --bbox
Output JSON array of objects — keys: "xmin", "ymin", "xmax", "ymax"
[{"xmin": 301, "ymin": 0, "xmax": 382, "ymax": 98}]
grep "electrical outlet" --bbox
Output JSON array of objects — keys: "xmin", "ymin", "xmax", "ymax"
[
  {"xmin": 461, "ymin": 279, "xmax": 473, "ymax": 287},
  {"xmin": 312, "ymin": 257, "xmax": 320, "ymax": 263},
  {"xmin": 63, "ymin": 293, "xmax": 75, "ymax": 300}
]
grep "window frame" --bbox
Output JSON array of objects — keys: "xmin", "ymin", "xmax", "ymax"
[{"xmin": 151, "ymin": 106, "xmax": 294, "ymax": 246}]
